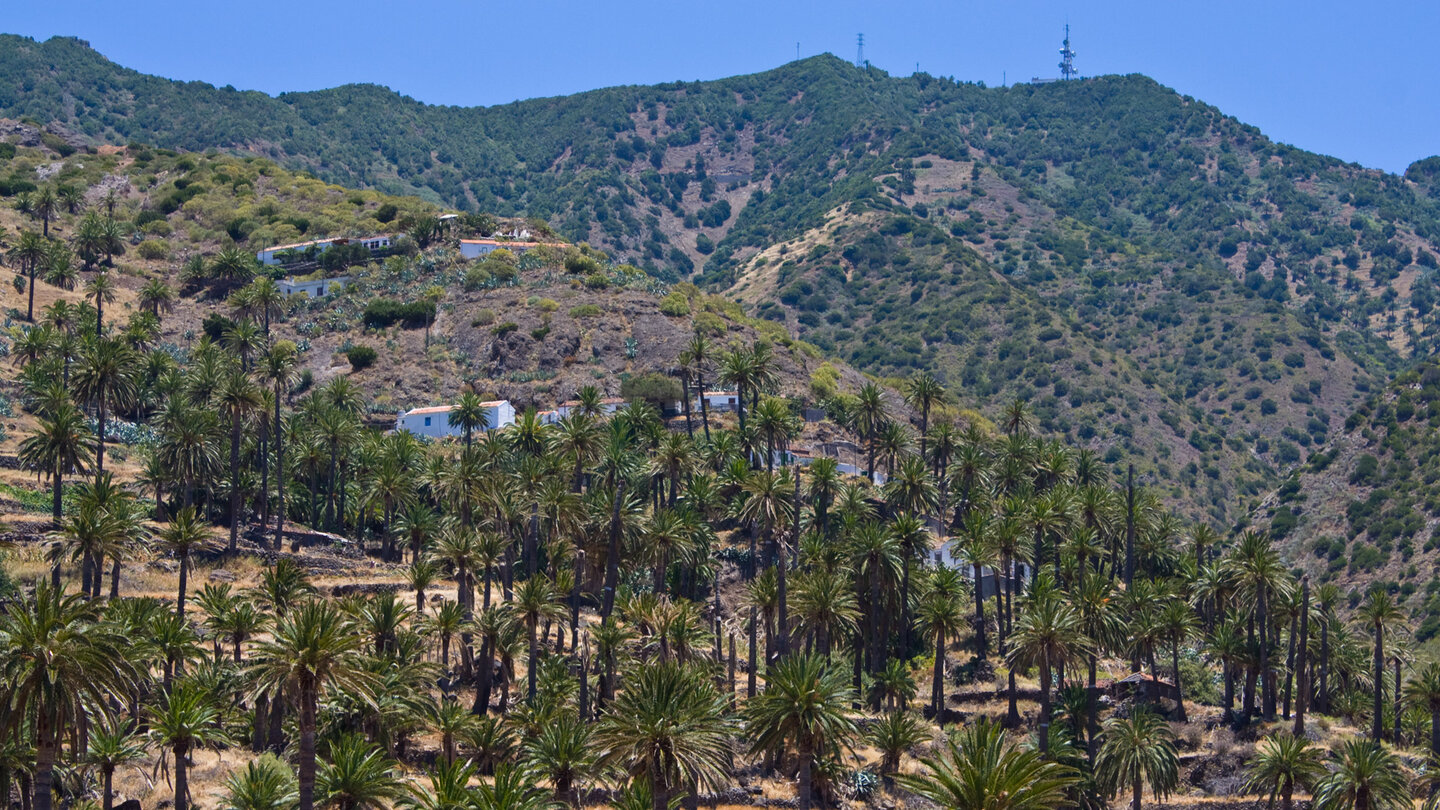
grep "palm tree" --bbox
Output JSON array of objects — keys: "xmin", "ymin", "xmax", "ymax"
[
  {"xmin": 217, "ymin": 369, "xmax": 264, "ymax": 552},
  {"xmin": 316, "ymin": 733, "xmax": 405, "ymax": 810},
  {"xmin": 1157, "ymin": 597, "xmax": 1198, "ymax": 722},
  {"xmin": 449, "ymin": 391, "xmax": 490, "ymax": 449},
  {"xmin": 744, "ymin": 653, "xmax": 857, "ymax": 810},
  {"xmin": 72, "ymin": 336, "xmax": 140, "ymax": 474},
  {"xmin": 212, "ymin": 246, "xmax": 259, "ymax": 286},
  {"xmin": 897, "ymin": 717, "xmax": 1079, "ymax": 810},
  {"xmin": 1408, "ymin": 662, "xmax": 1440, "ymax": 772},
  {"xmin": 0, "ymin": 583, "xmax": 135, "ymax": 810},
  {"xmin": 513, "ymin": 575, "xmax": 565, "ymax": 701},
  {"xmin": 596, "ymin": 661, "xmax": 732, "ymax": 810},
  {"xmin": 1311, "ymin": 738, "xmax": 1410, "ymax": 810},
  {"xmin": 149, "ymin": 680, "xmax": 232, "ymax": 810},
  {"xmin": 19, "ymin": 398, "xmax": 95, "ymax": 520},
  {"xmin": 1358, "ymin": 588, "xmax": 1405, "ymax": 740},
  {"xmin": 248, "ymin": 599, "xmax": 376, "ymax": 810},
  {"xmin": 261, "ymin": 341, "xmax": 299, "ymax": 549},
  {"xmin": 140, "ymin": 278, "xmax": 176, "ymax": 321},
  {"xmin": 10, "ymin": 230, "xmax": 48, "ymax": 321},
  {"xmin": 85, "ymin": 271, "xmax": 118, "ymax": 337},
  {"xmin": 84, "ymin": 721, "xmax": 148, "ymax": 810},
  {"xmin": 1244, "ymin": 733, "xmax": 1325, "ymax": 810},
  {"xmin": 904, "ymin": 371, "xmax": 945, "ymax": 461},
  {"xmin": 718, "ymin": 347, "xmax": 757, "ymax": 433},
  {"xmin": 685, "ymin": 332, "xmax": 713, "ymax": 440},
  {"xmin": 1008, "ymin": 580, "xmax": 1092, "ymax": 755},
  {"xmin": 914, "ymin": 567, "xmax": 966, "ymax": 720},
  {"xmin": 1096, "ymin": 708, "xmax": 1178, "ymax": 810},
  {"xmin": 44, "ymin": 239, "xmax": 78, "ymax": 292},
  {"xmin": 865, "ymin": 711, "xmax": 927, "ymax": 789},
  {"xmin": 158, "ymin": 507, "xmax": 214, "ymax": 619},
  {"xmin": 522, "ymin": 712, "xmax": 597, "ymax": 807},
  {"xmin": 221, "ymin": 755, "xmax": 297, "ymax": 810},
  {"xmin": 32, "ymin": 185, "xmax": 56, "ymax": 237}
]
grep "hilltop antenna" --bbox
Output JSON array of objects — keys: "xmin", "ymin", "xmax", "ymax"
[
  {"xmin": 1058, "ymin": 24, "xmax": 1078, "ymax": 79},
  {"xmin": 856, "ymin": 33, "xmax": 865, "ymax": 68}
]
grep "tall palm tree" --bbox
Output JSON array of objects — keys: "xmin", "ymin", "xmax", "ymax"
[
  {"xmin": 1007, "ymin": 580, "xmax": 1092, "ymax": 754},
  {"xmin": 217, "ymin": 369, "xmax": 264, "ymax": 552},
  {"xmin": 261, "ymin": 341, "xmax": 299, "ymax": 550},
  {"xmin": 0, "ymin": 583, "xmax": 135, "ymax": 810},
  {"xmin": 513, "ymin": 575, "xmax": 565, "ymax": 701},
  {"xmin": 19, "ymin": 398, "xmax": 95, "ymax": 520},
  {"xmin": 1096, "ymin": 708, "xmax": 1178, "ymax": 810},
  {"xmin": 158, "ymin": 507, "xmax": 213, "ymax": 619},
  {"xmin": 854, "ymin": 383, "xmax": 887, "ymax": 484},
  {"xmin": 1311, "ymin": 738, "xmax": 1410, "ymax": 810},
  {"xmin": 897, "ymin": 717, "xmax": 1079, "ymax": 810},
  {"xmin": 904, "ymin": 371, "xmax": 945, "ymax": 461},
  {"xmin": 72, "ymin": 336, "xmax": 140, "ymax": 474},
  {"xmin": 44, "ymin": 239, "xmax": 78, "ymax": 292},
  {"xmin": 914, "ymin": 567, "xmax": 966, "ymax": 720},
  {"xmin": 1358, "ymin": 588, "xmax": 1405, "ymax": 741},
  {"xmin": 247, "ymin": 599, "xmax": 376, "ymax": 810},
  {"xmin": 685, "ymin": 332, "xmax": 713, "ymax": 440},
  {"xmin": 1157, "ymin": 598, "xmax": 1198, "ymax": 722},
  {"xmin": 10, "ymin": 230, "xmax": 48, "ymax": 322},
  {"xmin": 85, "ymin": 271, "xmax": 118, "ymax": 337},
  {"xmin": 744, "ymin": 653, "xmax": 857, "ymax": 810},
  {"xmin": 1243, "ymin": 733, "xmax": 1325, "ymax": 810},
  {"xmin": 595, "ymin": 661, "xmax": 732, "ymax": 810},
  {"xmin": 1406, "ymin": 662, "xmax": 1440, "ymax": 771},
  {"xmin": 149, "ymin": 680, "xmax": 232, "ymax": 810},
  {"xmin": 32, "ymin": 185, "xmax": 56, "ymax": 237},
  {"xmin": 316, "ymin": 733, "xmax": 405, "ymax": 810}
]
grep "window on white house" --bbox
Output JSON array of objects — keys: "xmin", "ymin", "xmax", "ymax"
[{"xmin": 424, "ymin": 417, "xmax": 432, "ymax": 427}]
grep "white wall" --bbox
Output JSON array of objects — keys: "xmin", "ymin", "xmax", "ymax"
[{"xmin": 394, "ymin": 401, "xmax": 516, "ymax": 439}]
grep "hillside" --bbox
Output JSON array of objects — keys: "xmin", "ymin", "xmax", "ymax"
[
  {"xmin": 7, "ymin": 35, "xmax": 1440, "ymax": 522},
  {"xmin": 0, "ymin": 140, "xmax": 861, "ymax": 435},
  {"xmin": 1258, "ymin": 359, "xmax": 1440, "ymax": 647}
]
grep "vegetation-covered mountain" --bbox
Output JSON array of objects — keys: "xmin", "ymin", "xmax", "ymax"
[{"xmin": 5, "ymin": 34, "xmax": 1440, "ymax": 525}]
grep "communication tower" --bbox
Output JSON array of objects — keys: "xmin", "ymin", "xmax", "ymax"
[
  {"xmin": 1058, "ymin": 24, "xmax": 1078, "ymax": 79},
  {"xmin": 856, "ymin": 33, "xmax": 865, "ymax": 68}
]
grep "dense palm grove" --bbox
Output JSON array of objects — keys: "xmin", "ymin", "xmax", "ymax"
[{"xmin": 5, "ymin": 251, "xmax": 1440, "ymax": 810}]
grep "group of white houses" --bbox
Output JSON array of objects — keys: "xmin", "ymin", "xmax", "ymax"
[
  {"xmin": 458, "ymin": 238, "xmax": 569, "ymax": 260},
  {"xmin": 256, "ymin": 235, "xmax": 393, "ymax": 266},
  {"xmin": 394, "ymin": 401, "xmax": 518, "ymax": 439}
]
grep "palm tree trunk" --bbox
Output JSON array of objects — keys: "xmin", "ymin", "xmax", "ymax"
[
  {"xmin": 33, "ymin": 719, "xmax": 56, "ymax": 810},
  {"xmin": 932, "ymin": 628, "xmax": 945, "ymax": 722},
  {"xmin": 527, "ymin": 620, "xmax": 539, "ymax": 702},
  {"xmin": 102, "ymin": 768, "xmax": 114, "ymax": 810},
  {"xmin": 96, "ymin": 391, "xmax": 108, "ymax": 474},
  {"xmin": 229, "ymin": 418, "xmax": 242, "ymax": 553},
  {"xmin": 1087, "ymin": 656, "xmax": 1099, "ymax": 763},
  {"xmin": 176, "ymin": 552, "xmax": 189, "ymax": 618},
  {"xmin": 274, "ymin": 398, "xmax": 286, "ymax": 550},
  {"xmin": 1131, "ymin": 776, "xmax": 1142, "ymax": 810},
  {"xmin": 1038, "ymin": 658, "xmax": 1052, "ymax": 754},
  {"xmin": 974, "ymin": 566, "xmax": 987, "ymax": 659},
  {"xmin": 173, "ymin": 744, "xmax": 189, "ymax": 810},
  {"xmin": 297, "ymin": 685, "xmax": 319, "ymax": 810},
  {"xmin": 1294, "ymin": 577, "xmax": 1310, "ymax": 736},
  {"xmin": 51, "ymin": 463, "xmax": 64, "ymax": 521},
  {"xmin": 1171, "ymin": 643, "xmax": 1188, "ymax": 722},
  {"xmin": 600, "ymin": 481, "xmax": 626, "ymax": 622},
  {"xmin": 1373, "ymin": 625, "xmax": 1385, "ymax": 740},
  {"xmin": 747, "ymin": 606, "xmax": 758, "ymax": 698},
  {"xmin": 797, "ymin": 741, "xmax": 813, "ymax": 810}
]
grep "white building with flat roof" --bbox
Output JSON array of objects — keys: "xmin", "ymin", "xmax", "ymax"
[
  {"xmin": 395, "ymin": 401, "xmax": 516, "ymax": 439},
  {"xmin": 278, "ymin": 276, "xmax": 348, "ymax": 298},
  {"xmin": 257, "ymin": 235, "xmax": 392, "ymax": 266}
]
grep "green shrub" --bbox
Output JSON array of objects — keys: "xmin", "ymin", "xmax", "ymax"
[
  {"xmin": 137, "ymin": 239, "xmax": 169, "ymax": 260},
  {"xmin": 471, "ymin": 308, "xmax": 495, "ymax": 327},
  {"xmin": 584, "ymin": 273, "xmax": 609, "ymax": 290},
  {"xmin": 659, "ymin": 291, "xmax": 691, "ymax": 316},
  {"xmin": 363, "ymin": 299, "xmax": 435, "ymax": 329},
  {"xmin": 569, "ymin": 304, "xmax": 602, "ymax": 318},
  {"xmin": 534, "ymin": 298, "xmax": 559, "ymax": 312},
  {"xmin": 375, "ymin": 203, "xmax": 398, "ymax": 223},
  {"xmin": 493, "ymin": 321, "xmax": 518, "ymax": 335},
  {"xmin": 621, "ymin": 372, "xmax": 683, "ymax": 407},
  {"xmin": 346, "ymin": 345, "xmax": 378, "ymax": 370}
]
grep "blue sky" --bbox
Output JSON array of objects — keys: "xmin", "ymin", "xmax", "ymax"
[{"xmin": 8, "ymin": 1, "xmax": 1438, "ymax": 174}]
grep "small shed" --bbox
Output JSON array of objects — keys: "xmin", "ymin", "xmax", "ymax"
[{"xmin": 1107, "ymin": 672, "xmax": 1181, "ymax": 704}]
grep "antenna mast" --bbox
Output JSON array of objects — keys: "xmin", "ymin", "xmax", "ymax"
[
  {"xmin": 856, "ymin": 33, "xmax": 865, "ymax": 68},
  {"xmin": 1058, "ymin": 24, "xmax": 1078, "ymax": 79}
]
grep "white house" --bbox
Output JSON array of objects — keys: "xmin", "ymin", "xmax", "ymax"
[
  {"xmin": 256, "ymin": 235, "xmax": 392, "ymax": 266},
  {"xmin": 458, "ymin": 238, "xmax": 568, "ymax": 260},
  {"xmin": 278, "ymin": 276, "xmax": 348, "ymax": 298},
  {"xmin": 537, "ymin": 409, "xmax": 560, "ymax": 426},
  {"xmin": 555, "ymin": 397, "xmax": 625, "ymax": 419},
  {"xmin": 932, "ymin": 542, "xmax": 1030, "ymax": 600},
  {"xmin": 693, "ymin": 391, "xmax": 740, "ymax": 413},
  {"xmin": 395, "ymin": 401, "xmax": 516, "ymax": 439}
]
